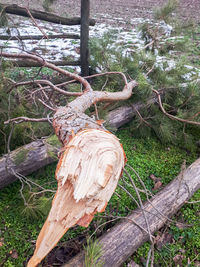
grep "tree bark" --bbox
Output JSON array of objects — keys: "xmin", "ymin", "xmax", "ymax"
[
  {"xmin": 0, "ymin": 137, "xmax": 60, "ymax": 189},
  {"xmin": 2, "ymin": 4, "xmax": 95, "ymax": 26},
  {"xmin": 63, "ymin": 158, "xmax": 200, "ymax": 267}
]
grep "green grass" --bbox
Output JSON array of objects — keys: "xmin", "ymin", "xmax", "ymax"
[{"xmin": 0, "ymin": 129, "xmax": 199, "ymax": 266}]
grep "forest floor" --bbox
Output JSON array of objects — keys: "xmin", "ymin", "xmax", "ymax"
[{"xmin": 0, "ymin": 1, "xmax": 200, "ymax": 267}]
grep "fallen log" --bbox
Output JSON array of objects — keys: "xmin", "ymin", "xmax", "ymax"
[
  {"xmin": 106, "ymin": 96, "xmax": 158, "ymax": 128},
  {"xmin": 3, "ymin": 59, "xmax": 80, "ymax": 67},
  {"xmin": 0, "ymin": 34, "xmax": 80, "ymax": 40},
  {"xmin": 0, "ymin": 136, "xmax": 61, "ymax": 189},
  {"xmin": 2, "ymin": 4, "xmax": 95, "ymax": 26},
  {"xmin": 63, "ymin": 158, "xmax": 200, "ymax": 267}
]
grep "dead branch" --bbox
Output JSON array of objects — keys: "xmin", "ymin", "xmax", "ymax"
[
  {"xmin": 10, "ymin": 80, "xmax": 83, "ymax": 97},
  {"xmin": 1, "ymin": 52, "xmax": 92, "ymax": 91},
  {"xmin": 24, "ymin": 6, "xmax": 48, "ymax": 39},
  {"xmin": 4, "ymin": 116, "xmax": 51, "ymax": 124}
]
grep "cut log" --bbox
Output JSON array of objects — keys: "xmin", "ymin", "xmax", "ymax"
[
  {"xmin": 2, "ymin": 4, "xmax": 95, "ymax": 26},
  {"xmin": 63, "ymin": 158, "xmax": 200, "ymax": 267},
  {"xmin": 0, "ymin": 34, "xmax": 80, "ymax": 40},
  {"xmin": 0, "ymin": 137, "xmax": 60, "ymax": 189}
]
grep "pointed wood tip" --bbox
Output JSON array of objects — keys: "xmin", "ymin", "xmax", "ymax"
[{"xmin": 27, "ymin": 255, "xmax": 41, "ymax": 267}]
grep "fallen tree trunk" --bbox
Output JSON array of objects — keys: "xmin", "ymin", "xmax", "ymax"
[
  {"xmin": 0, "ymin": 137, "xmax": 61, "ymax": 189},
  {"xmin": 106, "ymin": 96, "xmax": 158, "ymax": 129},
  {"xmin": 63, "ymin": 158, "xmax": 200, "ymax": 267},
  {"xmin": 0, "ymin": 34, "xmax": 80, "ymax": 40},
  {"xmin": 2, "ymin": 4, "xmax": 95, "ymax": 26},
  {"xmin": 3, "ymin": 59, "xmax": 80, "ymax": 67}
]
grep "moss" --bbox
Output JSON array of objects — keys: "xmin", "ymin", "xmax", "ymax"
[
  {"xmin": 46, "ymin": 135, "xmax": 60, "ymax": 147},
  {"xmin": 12, "ymin": 148, "xmax": 29, "ymax": 166},
  {"xmin": 47, "ymin": 150, "xmax": 58, "ymax": 160}
]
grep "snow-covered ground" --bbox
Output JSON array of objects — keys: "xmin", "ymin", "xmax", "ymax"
[
  {"xmin": 0, "ymin": 16, "xmax": 151, "ymax": 62},
  {"xmin": 0, "ymin": 16, "xmax": 199, "ymax": 81}
]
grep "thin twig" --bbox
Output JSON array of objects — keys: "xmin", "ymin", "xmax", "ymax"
[
  {"xmin": 152, "ymin": 88, "xmax": 200, "ymax": 126},
  {"xmin": 24, "ymin": 7, "xmax": 48, "ymax": 39},
  {"xmin": 4, "ymin": 116, "xmax": 51, "ymax": 124}
]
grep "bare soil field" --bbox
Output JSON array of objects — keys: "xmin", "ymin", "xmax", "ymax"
[{"xmin": 1, "ymin": 0, "xmax": 200, "ymax": 25}]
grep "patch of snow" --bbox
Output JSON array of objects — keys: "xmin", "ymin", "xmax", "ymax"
[{"xmin": 0, "ymin": 15, "xmax": 199, "ymax": 82}]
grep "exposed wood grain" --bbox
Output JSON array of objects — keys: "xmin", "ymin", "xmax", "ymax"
[
  {"xmin": 27, "ymin": 129, "xmax": 125, "ymax": 267},
  {"xmin": 63, "ymin": 158, "xmax": 200, "ymax": 266}
]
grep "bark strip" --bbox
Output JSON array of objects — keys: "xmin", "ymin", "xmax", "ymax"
[{"xmin": 63, "ymin": 158, "xmax": 200, "ymax": 267}]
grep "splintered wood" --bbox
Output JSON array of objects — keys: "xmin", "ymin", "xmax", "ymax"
[{"xmin": 27, "ymin": 129, "xmax": 125, "ymax": 267}]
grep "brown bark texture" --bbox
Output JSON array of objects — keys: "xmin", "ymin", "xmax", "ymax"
[
  {"xmin": 2, "ymin": 4, "xmax": 96, "ymax": 26},
  {"xmin": 0, "ymin": 138, "xmax": 60, "ymax": 189},
  {"xmin": 63, "ymin": 158, "xmax": 200, "ymax": 267}
]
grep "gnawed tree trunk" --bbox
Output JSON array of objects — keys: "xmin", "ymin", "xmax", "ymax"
[
  {"xmin": 0, "ymin": 137, "xmax": 60, "ymax": 189},
  {"xmin": 1, "ymin": 4, "xmax": 95, "ymax": 26},
  {"xmin": 63, "ymin": 158, "xmax": 200, "ymax": 267}
]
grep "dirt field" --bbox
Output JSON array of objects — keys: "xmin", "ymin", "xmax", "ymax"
[{"xmin": 2, "ymin": 0, "xmax": 200, "ymax": 25}]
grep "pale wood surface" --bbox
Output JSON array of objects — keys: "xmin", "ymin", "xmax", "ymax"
[{"xmin": 27, "ymin": 129, "xmax": 125, "ymax": 267}]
